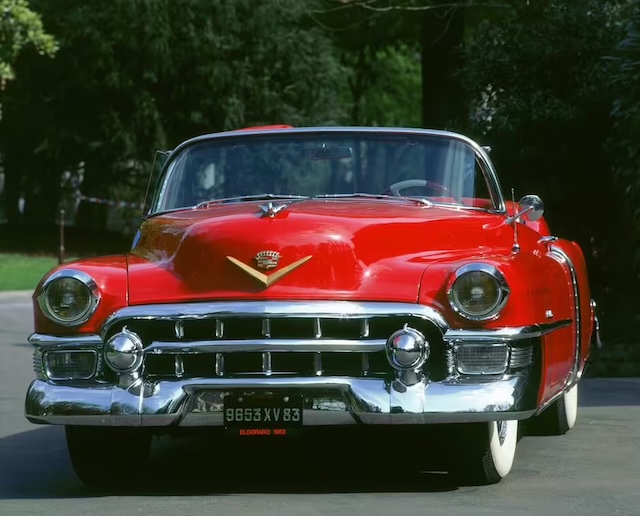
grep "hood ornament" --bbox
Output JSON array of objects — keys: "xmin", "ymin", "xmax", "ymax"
[
  {"xmin": 259, "ymin": 202, "xmax": 288, "ymax": 218},
  {"xmin": 255, "ymin": 250, "xmax": 280, "ymax": 270},
  {"xmin": 227, "ymin": 254, "xmax": 312, "ymax": 288}
]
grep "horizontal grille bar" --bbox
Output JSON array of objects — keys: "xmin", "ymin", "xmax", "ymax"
[
  {"xmin": 101, "ymin": 300, "xmax": 449, "ymax": 338},
  {"xmin": 145, "ymin": 338, "xmax": 387, "ymax": 354},
  {"xmin": 509, "ymin": 345, "xmax": 534, "ymax": 369}
]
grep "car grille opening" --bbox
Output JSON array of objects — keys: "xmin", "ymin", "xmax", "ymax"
[{"xmin": 107, "ymin": 312, "xmax": 448, "ymax": 380}]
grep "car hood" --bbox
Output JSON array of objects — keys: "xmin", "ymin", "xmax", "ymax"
[{"xmin": 127, "ymin": 199, "xmax": 513, "ymax": 305}]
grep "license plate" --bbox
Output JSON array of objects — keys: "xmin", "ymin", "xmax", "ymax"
[{"xmin": 223, "ymin": 393, "xmax": 304, "ymax": 436}]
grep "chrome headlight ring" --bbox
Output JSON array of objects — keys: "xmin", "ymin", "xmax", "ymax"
[
  {"xmin": 447, "ymin": 263, "xmax": 510, "ymax": 321},
  {"xmin": 37, "ymin": 269, "xmax": 100, "ymax": 327}
]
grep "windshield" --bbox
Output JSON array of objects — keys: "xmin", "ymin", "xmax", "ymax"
[{"xmin": 150, "ymin": 131, "xmax": 498, "ymax": 214}]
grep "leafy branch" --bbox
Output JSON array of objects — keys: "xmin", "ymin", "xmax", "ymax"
[{"xmin": 0, "ymin": 0, "xmax": 57, "ymax": 84}]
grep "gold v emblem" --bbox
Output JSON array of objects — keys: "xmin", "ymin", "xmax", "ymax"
[{"xmin": 227, "ymin": 255, "xmax": 312, "ymax": 287}]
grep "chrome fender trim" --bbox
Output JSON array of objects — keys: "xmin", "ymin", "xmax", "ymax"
[{"xmin": 548, "ymin": 245, "xmax": 582, "ymax": 390}]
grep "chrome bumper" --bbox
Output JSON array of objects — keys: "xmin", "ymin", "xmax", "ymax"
[{"xmin": 25, "ymin": 374, "xmax": 537, "ymax": 427}]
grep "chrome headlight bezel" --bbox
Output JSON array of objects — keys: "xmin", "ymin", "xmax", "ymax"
[
  {"xmin": 37, "ymin": 269, "xmax": 100, "ymax": 327},
  {"xmin": 447, "ymin": 263, "xmax": 510, "ymax": 321}
]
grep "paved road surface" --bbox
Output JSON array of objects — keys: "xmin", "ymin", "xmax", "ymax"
[{"xmin": 1, "ymin": 291, "xmax": 639, "ymax": 515}]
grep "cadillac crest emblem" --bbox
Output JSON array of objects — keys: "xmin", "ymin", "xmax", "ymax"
[{"xmin": 254, "ymin": 250, "xmax": 280, "ymax": 270}]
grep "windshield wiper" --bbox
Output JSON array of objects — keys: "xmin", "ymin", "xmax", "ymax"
[
  {"xmin": 194, "ymin": 192, "xmax": 433, "ymax": 211},
  {"xmin": 312, "ymin": 193, "xmax": 432, "ymax": 206},
  {"xmin": 194, "ymin": 194, "xmax": 309, "ymax": 209}
]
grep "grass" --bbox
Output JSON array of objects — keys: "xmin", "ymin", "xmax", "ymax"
[{"xmin": 0, "ymin": 253, "xmax": 59, "ymax": 291}]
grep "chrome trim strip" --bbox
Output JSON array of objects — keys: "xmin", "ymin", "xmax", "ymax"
[
  {"xmin": 100, "ymin": 301, "xmax": 450, "ymax": 338},
  {"xmin": 28, "ymin": 333, "xmax": 103, "ymax": 348},
  {"xmin": 535, "ymin": 388, "xmax": 565, "ymax": 416},
  {"xmin": 261, "ymin": 319, "xmax": 271, "ymax": 338},
  {"xmin": 27, "ymin": 317, "xmax": 572, "ymax": 353},
  {"xmin": 215, "ymin": 319, "xmax": 224, "ymax": 338},
  {"xmin": 262, "ymin": 352, "xmax": 272, "ymax": 374},
  {"xmin": 549, "ymin": 246, "xmax": 581, "ymax": 389},
  {"xmin": 314, "ymin": 352, "xmax": 323, "ymax": 376},
  {"xmin": 313, "ymin": 318, "xmax": 322, "ymax": 339},
  {"xmin": 174, "ymin": 356, "xmax": 184, "ymax": 378},
  {"xmin": 360, "ymin": 319, "xmax": 370, "ymax": 338},
  {"xmin": 443, "ymin": 319, "xmax": 571, "ymax": 342},
  {"xmin": 144, "ymin": 338, "xmax": 387, "ymax": 354},
  {"xmin": 215, "ymin": 353, "xmax": 224, "ymax": 376},
  {"xmin": 362, "ymin": 353, "xmax": 370, "ymax": 376}
]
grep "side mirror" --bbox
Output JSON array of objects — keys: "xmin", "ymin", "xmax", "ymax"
[{"xmin": 518, "ymin": 194, "xmax": 544, "ymax": 222}]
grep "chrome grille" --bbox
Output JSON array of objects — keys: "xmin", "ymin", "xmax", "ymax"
[{"xmin": 108, "ymin": 313, "xmax": 446, "ymax": 379}]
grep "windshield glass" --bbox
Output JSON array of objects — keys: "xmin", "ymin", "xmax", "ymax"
[{"xmin": 150, "ymin": 131, "xmax": 497, "ymax": 213}]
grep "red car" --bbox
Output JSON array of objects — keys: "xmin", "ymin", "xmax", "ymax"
[{"xmin": 25, "ymin": 126, "xmax": 598, "ymax": 487}]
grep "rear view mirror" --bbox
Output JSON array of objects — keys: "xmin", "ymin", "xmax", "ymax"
[
  {"xmin": 518, "ymin": 194, "xmax": 544, "ymax": 222},
  {"xmin": 306, "ymin": 144, "xmax": 353, "ymax": 161}
]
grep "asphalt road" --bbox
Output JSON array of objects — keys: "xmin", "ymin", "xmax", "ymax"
[{"xmin": 1, "ymin": 291, "xmax": 639, "ymax": 516}]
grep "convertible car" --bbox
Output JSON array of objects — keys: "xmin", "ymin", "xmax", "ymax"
[{"xmin": 25, "ymin": 125, "xmax": 597, "ymax": 487}]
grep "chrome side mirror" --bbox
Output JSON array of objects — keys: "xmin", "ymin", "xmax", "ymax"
[{"xmin": 518, "ymin": 194, "xmax": 544, "ymax": 222}]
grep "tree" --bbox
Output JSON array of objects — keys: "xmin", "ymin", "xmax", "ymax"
[
  {"xmin": 0, "ymin": 0, "xmax": 347, "ymax": 227},
  {"xmin": 0, "ymin": 0, "xmax": 56, "ymax": 85},
  {"xmin": 608, "ymin": 1, "xmax": 640, "ymax": 282},
  {"xmin": 460, "ymin": 0, "xmax": 633, "ymax": 335}
]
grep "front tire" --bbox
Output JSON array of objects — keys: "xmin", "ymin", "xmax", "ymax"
[
  {"xmin": 448, "ymin": 420, "xmax": 519, "ymax": 485},
  {"xmin": 65, "ymin": 426, "xmax": 151, "ymax": 490},
  {"xmin": 530, "ymin": 382, "xmax": 579, "ymax": 435}
]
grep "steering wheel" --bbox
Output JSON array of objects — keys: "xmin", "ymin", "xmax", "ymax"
[{"xmin": 383, "ymin": 179, "xmax": 452, "ymax": 198}]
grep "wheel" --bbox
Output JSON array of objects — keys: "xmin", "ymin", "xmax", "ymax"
[
  {"xmin": 530, "ymin": 382, "xmax": 579, "ymax": 436},
  {"xmin": 448, "ymin": 420, "xmax": 519, "ymax": 485},
  {"xmin": 65, "ymin": 426, "xmax": 151, "ymax": 490}
]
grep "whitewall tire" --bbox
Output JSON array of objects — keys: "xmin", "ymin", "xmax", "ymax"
[
  {"xmin": 449, "ymin": 420, "xmax": 519, "ymax": 485},
  {"xmin": 563, "ymin": 382, "xmax": 579, "ymax": 431}
]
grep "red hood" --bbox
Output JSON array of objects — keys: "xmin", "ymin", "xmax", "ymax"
[{"xmin": 127, "ymin": 200, "xmax": 515, "ymax": 305}]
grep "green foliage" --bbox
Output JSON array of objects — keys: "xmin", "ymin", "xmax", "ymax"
[
  {"xmin": 0, "ymin": 0, "xmax": 349, "ymax": 220},
  {"xmin": 0, "ymin": 0, "xmax": 56, "ymax": 83},
  {"xmin": 608, "ymin": 1, "xmax": 640, "ymax": 258},
  {"xmin": 359, "ymin": 44, "xmax": 422, "ymax": 127},
  {"xmin": 462, "ymin": 0, "xmax": 627, "ymax": 135},
  {"xmin": 313, "ymin": 0, "xmax": 421, "ymax": 125}
]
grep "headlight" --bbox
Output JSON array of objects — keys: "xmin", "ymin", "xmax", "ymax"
[
  {"xmin": 37, "ymin": 270, "xmax": 99, "ymax": 326},
  {"xmin": 447, "ymin": 263, "xmax": 509, "ymax": 321}
]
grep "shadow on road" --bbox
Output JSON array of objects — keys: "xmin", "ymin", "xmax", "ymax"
[{"xmin": 0, "ymin": 427, "xmax": 458, "ymax": 499}]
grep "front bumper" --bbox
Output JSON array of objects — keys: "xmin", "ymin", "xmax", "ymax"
[{"xmin": 25, "ymin": 374, "xmax": 538, "ymax": 427}]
